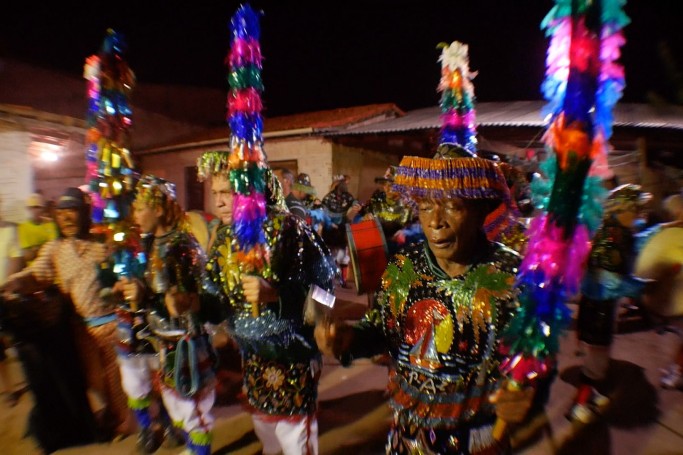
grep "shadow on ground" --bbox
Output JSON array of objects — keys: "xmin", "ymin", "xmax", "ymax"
[{"xmin": 555, "ymin": 359, "xmax": 661, "ymax": 454}]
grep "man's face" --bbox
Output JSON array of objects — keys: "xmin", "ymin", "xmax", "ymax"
[
  {"xmin": 28, "ymin": 206, "xmax": 44, "ymax": 221},
  {"xmin": 616, "ymin": 207, "xmax": 640, "ymax": 229},
  {"xmin": 417, "ymin": 197, "xmax": 485, "ymax": 263},
  {"xmin": 132, "ymin": 199, "xmax": 161, "ymax": 235},
  {"xmin": 274, "ymin": 170, "xmax": 292, "ymax": 196},
  {"xmin": 211, "ymin": 174, "xmax": 233, "ymax": 225},
  {"xmin": 291, "ymin": 188, "xmax": 306, "ymax": 200},
  {"xmin": 55, "ymin": 208, "xmax": 80, "ymax": 238}
]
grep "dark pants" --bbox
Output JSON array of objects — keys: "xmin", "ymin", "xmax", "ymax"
[
  {"xmin": 577, "ymin": 296, "xmax": 617, "ymax": 346},
  {"xmin": 1, "ymin": 289, "xmax": 98, "ymax": 452}
]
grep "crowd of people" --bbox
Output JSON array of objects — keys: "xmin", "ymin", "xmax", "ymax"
[{"xmin": 1, "ymin": 153, "xmax": 681, "ymax": 454}]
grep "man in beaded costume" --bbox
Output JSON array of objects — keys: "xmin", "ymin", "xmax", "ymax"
[
  {"xmin": 568, "ymin": 184, "xmax": 651, "ymax": 424},
  {"xmin": 321, "ymin": 176, "xmax": 359, "ymax": 288},
  {"xmin": 197, "ymin": 152, "xmax": 336, "ymax": 455},
  {"xmin": 315, "ymin": 149, "xmax": 537, "ymax": 454},
  {"xmin": 114, "ymin": 175, "xmax": 216, "ymax": 455},
  {"xmin": 315, "ymin": 39, "xmax": 537, "ymax": 454}
]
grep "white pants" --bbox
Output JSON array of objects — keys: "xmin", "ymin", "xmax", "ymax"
[
  {"xmin": 118, "ymin": 354, "xmax": 214, "ymax": 434},
  {"xmin": 252, "ymin": 413, "xmax": 318, "ymax": 455},
  {"xmin": 118, "ymin": 354, "xmax": 159, "ymax": 400},
  {"xmin": 333, "ymin": 247, "xmax": 350, "ymax": 265},
  {"xmin": 160, "ymin": 386, "xmax": 215, "ymax": 435}
]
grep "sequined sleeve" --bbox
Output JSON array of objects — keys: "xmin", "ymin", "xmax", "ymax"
[
  {"xmin": 589, "ymin": 222, "xmax": 635, "ymax": 275},
  {"xmin": 167, "ymin": 232, "xmax": 206, "ymax": 294},
  {"xmin": 346, "ymin": 252, "xmax": 406, "ymax": 361},
  {"xmin": 271, "ymin": 215, "xmax": 336, "ymax": 322}
]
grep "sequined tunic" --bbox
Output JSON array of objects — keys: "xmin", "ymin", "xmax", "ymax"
[
  {"xmin": 578, "ymin": 217, "xmax": 642, "ymax": 346},
  {"xmin": 321, "ymin": 190, "xmax": 357, "ymax": 248},
  {"xmin": 362, "ymin": 190, "xmax": 414, "ymax": 240},
  {"xmin": 141, "ymin": 229, "xmax": 214, "ymax": 395},
  {"xmin": 348, "ymin": 242, "xmax": 520, "ymax": 454},
  {"xmin": 203, "ymin": 213, "xmax": 335, "ymax": 417}
]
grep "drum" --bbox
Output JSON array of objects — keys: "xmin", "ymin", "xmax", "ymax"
[
  {"xmin": 346, "ymin": 218, "xmax": 389, "ymax": 294},
  {"xmin": 635, "ymin": 226, "xmax": 683, "ymax": 317}
]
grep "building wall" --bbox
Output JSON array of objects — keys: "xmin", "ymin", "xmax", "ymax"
[
  {"xmin": 0, "ymin": 130, "xmax": 35, "ymax": 223},
  {"xmin": 265, "ymin": 137, "xmax": 333, "ymax": 199},
  {"xmin": 137, "ymin": 148, "xmax": 204, "ymax": 210},
  {"xmin": 136, "ymin": 137, "xmax": 402, "ymax": 213},
  {"xmin": 136, "ymin": 136, "xmax": 335, "ymax": 213},
  {"xmin": 331, "ymin": 144, "xmax": 400, "ymax": 202}
]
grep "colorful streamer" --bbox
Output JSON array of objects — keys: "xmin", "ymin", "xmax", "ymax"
[
  {"xmin": 83, "ymin": 29, "xmax": 137, "ymax": 223},
  {"xmin": 437, "ymin": 41, "xmax": 478, "ymax": 156},
  {"xmin": 500, "ymin": 0, "xmax": 629, "ymax": 388},
  {"xmin": 226, "ymin": 4, "xmax": 270, "ymax": 317}
]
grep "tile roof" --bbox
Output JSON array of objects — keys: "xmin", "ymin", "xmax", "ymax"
[
  {"xmin": 140, "ymin": 103, "xmax": 403, "ymax": 152},
  {"xmin": 264, "ymin": 103, "xmax": 403, "ymax": 131}
]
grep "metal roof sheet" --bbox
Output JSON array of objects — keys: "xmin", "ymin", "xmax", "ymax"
[{"xmin": 327, "ymin": 101, "xmax": 683, "ymax": 135}]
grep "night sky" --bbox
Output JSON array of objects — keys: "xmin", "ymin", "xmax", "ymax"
[{"xmin": 1, "ymin": 1, "xmax": 682, "ymax": 117}]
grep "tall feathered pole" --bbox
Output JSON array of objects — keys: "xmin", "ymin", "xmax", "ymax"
[
  {"xmin": 84, "ymin": 30, "xmax": 144, "ymax": 294},
  {"xmin": 83, "ymin": 29, "xmax": 137, "ymax": 224},
  {"xmin": 437, "ymin": 41, "xmax": 478, "ymax": 156},
  {"xmin": 496, "ymin": 0, "xmax": 629, "ymax": 437},
  {"xmin": 226, "ymin": 4, "xmax": 269, "ymax": 317}
]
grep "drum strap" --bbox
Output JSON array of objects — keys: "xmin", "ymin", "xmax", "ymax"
[
  {"xmin": 84, "ymin": 313, "xmax": 117, "ymax": 327},
  {"xmin": 174, "ymin": 335, "xmax": 200, "ymax": 397}
]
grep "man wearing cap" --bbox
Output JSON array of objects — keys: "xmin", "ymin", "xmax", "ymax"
[
  {"xmin": 292, "ymin": 173, "xmax": 317, "ymax": 214},
  {"xmin": 568, "ymin": 183, "xmax": 651, "ymax": 423},
  {"xmin": 321, "ymin": 178, "xmax": 359, "ymax": 288},
  {"xmin": 273, "ymin": 167, "xmax": 308, "ymax": 222},
  {"xmin": 3, "ymin": 187, "xmax": 132, "ymax": 438},
  {"xmin": 359, "ymin": 166, "xmax": 421, "ymax": 255},
  {"xmin": 18, "ymin": 193, "xmax": 57, "ymax": 265}
]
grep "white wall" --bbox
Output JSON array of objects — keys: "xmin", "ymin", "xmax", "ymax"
[{"xmin": 0, "ymin": 131, "xmax": 34, "ymax": 222}]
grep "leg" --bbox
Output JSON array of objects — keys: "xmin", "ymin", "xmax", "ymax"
[
  {"xmin": 252, "ymin": 414, "xmax": 283, "ymax": 455},
  {"xmin": 568, "ymin": 297, "xmax": 615, "ymax": 423},
  {"xmin": 274, "ymin": 415, "xmax": 319, "ymax": 455},
  {"xmin": 160, "ymin": 386, "xmax": 215, "ymax": 455},
  {"xmin": 90, "ymin": 324, "xmax": 133, "ymax": 433},
  {"xmin": 117, "ymin": 354, "xmax": 163, "ymax": 453}
]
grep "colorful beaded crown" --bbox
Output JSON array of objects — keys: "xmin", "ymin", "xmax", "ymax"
[{"xmin": 392, "ymin": 155, "xmax": 510, "ymax": 202}]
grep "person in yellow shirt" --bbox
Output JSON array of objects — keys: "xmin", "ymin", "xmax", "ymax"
[{"xmin": 18, "ymin": 193, "xmax": 57, "ymax": 264}]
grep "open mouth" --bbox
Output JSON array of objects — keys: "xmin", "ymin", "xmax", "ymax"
[{"xmin": 430, "ymin": 237, "xmax": 456, "ymax": 249}]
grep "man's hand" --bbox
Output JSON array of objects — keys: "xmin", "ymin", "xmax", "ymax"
[
  {"xmin": 346, "ymin": 204, "xmax": 361, "ymax": 222},
  {"xmin": 0, "ymin": 278, "xmax": 19, "ymax": 297},
  {"xmin": 116, "ymin": 277, "xmax": 144, "ymax": 309},
  {"xmin": 241, "ymin": 275, "xmax": 278, "ymax": 305},
  {"xmin": 314, "ymin": 321, "xmax": 353, "ymax": 358},
  {"xmin": 392, "ymin": 229, "xmax": 407, "ymax": 245},
  {"xmin": 490, "ymin": 385, "xmax": 535, "ymax": 424}
]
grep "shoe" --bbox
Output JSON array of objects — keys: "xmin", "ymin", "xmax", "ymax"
[
  {"xmin": 660, "ymin": 365, "xmax": 683, "ymax": 390},
  {"xmin": 566, "ymin": 385, "xmax": 609, "ymax": 424},
  {"xmin": 136, "ymin": 427, "xmax": 163, "ymax": 454},
  {"xmin": 162, "ymin": 425, "xmax": 186, "ymax": 449}
]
